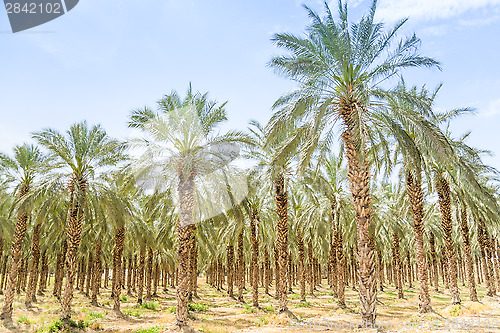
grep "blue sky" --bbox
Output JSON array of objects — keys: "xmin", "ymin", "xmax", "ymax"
[{"xmin": 1, "ymin": 0, "xmax": 500, "ymax": 169}]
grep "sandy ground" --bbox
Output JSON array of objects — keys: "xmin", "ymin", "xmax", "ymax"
[{"xmin": 1, "ymin": 277, "xmax": 500, "ymax": 332}]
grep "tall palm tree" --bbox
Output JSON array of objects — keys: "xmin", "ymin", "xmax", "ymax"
[
  {"xmin": 33, "ymin": 122, "xmax": 125, "ymax": 323},
  {"xmin": 129, "ymin": 84, "xmax": 248, "ymax": 331},
  {"xmin": 267, "ymin": 0, "xmax": 439, "ymax": 323},
  {"xmin": 434, "ymin": 173, "xmax": 461, "ymax": 304},
  {"xmin": 378, "ymin": 82, "xmax": 464, "ymax": 312},
  {"xmin": 457, "ymin": 203, "xmax": 478, "ymax": 301},
  {"xmin": 432, "ymin": 130, "xmax": 500, "ymax": 303},
  {"xmin": 0, "ymin": 144, "xmax": 45, "ymax": 322}
]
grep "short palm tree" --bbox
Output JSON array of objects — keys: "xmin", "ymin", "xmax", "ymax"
[
  {"xmin": 33, "ymin": 121, "xmax": 125, "ymax": 323},
  {"xmin": 0, "ymin": 144, "xmax": 45, "ymax": 322},
  {"xmin": 298, "ymin": 150, "xmax": 349, "ymax": 306},
  {"xmin": 246, "ymin": 120, "xmax": 295, "ymax": 314},
  {"xmin": 267, "ymin": 0, "xmax": 439, "ymax": 323}
]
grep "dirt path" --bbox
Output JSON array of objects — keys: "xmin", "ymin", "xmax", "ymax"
[{"xmin": 1, "ymin": 278, "xmax": 500, "ymax": 332}]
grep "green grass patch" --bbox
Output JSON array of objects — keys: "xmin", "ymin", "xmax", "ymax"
[
  {"xmin": 47, "ymin": 319, "xmax": 63, "ymax": 332},
  {"xmin": 123, "ymin": 309, "xmax": 143, "ymax": 317},
  {"xmin": 135, "ymin": 301, "xmax": 160, "ymax": 311},
  {"xmin": 120, "ymin": 295, "xmax": 129, "ymax": 302},
  {"xmin": 256, "ymin": 316, "xmax": 269, "ymax": 326},
  {"xmin": 261, "ymin": 304, "xmax": 275, "ymax": 312},
  {"xmin": 433, "ymin": 295, "xmax": 448, "ymax": 300},
  {"xmin": 242, "ymin": 303, "xmax": 255, "ymax": 314},
  {"xmin": 188, "ymin": 302, "xmax": 209, "ymax": 312},
  {"xmin": 449, "ymin": 304, "xmax": 462, "ymax": 317},
  {"xmin": 42, "ymin": 318, "xmax": 88, "ymax": 332},
  {"xmin": 133, "ymin": 326, "xmax": 164, "ymax": 333},
  {"xmin": 294, "ymin": 301, "xmax": 312, "ymax": 308},
  {"xmin": 17, "ymin": 315, "xmax": 32, "ymax": 325},
  {"xmin": 86, "ymin": 310, "xmax": 106, "ymax": 320}
]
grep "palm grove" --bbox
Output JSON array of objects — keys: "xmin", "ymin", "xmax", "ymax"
[{"xmin": 1, "ymin": 1, "xmax": 500, "ymax": 331}]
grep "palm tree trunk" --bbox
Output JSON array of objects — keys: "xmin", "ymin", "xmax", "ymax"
[
  {"xmin": 85, "ymin": 252, "xmax": 93, "ymax": 297},
  {"xmin": 273, "ymin": 246, "xmax": 279, "ymax": 300},
  {"xmin": 495, "ymin": 241, "xmax": 500, "ymax": 290},
  {"xmin": 406, "ymin": 171, "xmax": 432, "ymax": 312},
  {"xmin": 274, "ymin": 172, "xmax": 289, "ymax": 313},
  {"xmin": 188, "ymin": 233, "xmax": 197, "ymax": 300},
  {"xmin": 227, "ymin": 244, "xmax": 234, "ymax": 298},
  {"xmin": 176, "ymin": 174, "xmax": 196, "ymax": 328},
  {"xmin": 15, "ymin": 258, "xmax": 23, "ymax": 294},
  {"xmin": 137, "ymin": 246, "xmax": 146, "ymax": 304},
  {"xmin": 429, "ymin": 233, "xmax": 439, "ymax": 292},
  {"xmin": 435, "ymin": 175, "xmax": 461, "ymax": 304},
  {"xmin": 132, "ymin": 255, "xmax": 137, "ymax": 293},
  {"xmin": 486, "ymin": 235, "xmax": 497, "ymax": 294},
  {"xmin": 307, "ymin": 240, "xmax": 315, "ymax": 297},
  {"xmin": 330, "ymin": 203, "xmax": 338, "ymax": 297},
  {"xmin": 340, "ymin": 103, "xmax": 377, "ymax": 324},
  {"xmin": 237, "ymin": 231, "xmax": 244, "ymax": 302},
  {"xmin": 61, "ymin": 177, "xmax": 87, "ymax": 323},
  {"xmin": 377, "ymin": 250, "xmax": 384, "ymax": 292},
  {"xmin": 478, "ymin": 219, "xmax": 495, "ymax": 296},
  {"xmin": 251, "ymin": 210, "xmax": 259, "ymax": 307},
  {"xmin": 494, "ymin": 240, "xmax": 500, "ymax": 292},
  {"xmin": 121, "ymin": 257, "xmax": 126, "ymax": 292},
  {"xmin": 53, "ymin": 241, "xmax": 67, "ymax": 298},
  {"xmin": 38, "ymin": 250, "xmax": 48, "ymax": 295},
  {"xmin": 127, "ymin": 256, "xmax": 133, "ymax": 296},
  {"xmin": 458, "ymin": 205, "xmax": 478, "ymax": 301},
  {"xmin": 392, "ymin": 233, "xmax": 404, "ymax": 299},
  {"xmin": 297, "ymin": 231, "xmax": 306, "ymax": 302},
  {"xmin": 440, "ymin": 247, "xmax": 450, "ymax": 290},
  {"xmin": 406, "ymin": 253, "xmax": 413, "ymax": 289},
  {"xmin": 1, "ymin": 184, "xmax": 30, "ymax": 322},
  {"xmin": 264, "ymin": 248, "xmax": 270, "ymax": 295},
  {"xmin": 78, "ymin": 257, "xmax": 85, "ymax": 291},
  {"xmin": 336, "ymin": 222, "xmax": 346, "ymax": 308},
  {"xmin": 103, "ymin": 264, "xmax": 109, "ymax": 289},
  {"xmin": 91, "ymin": 242, "xmax": 102, "ymax": 306},
  {"xmin": 145, "ymin": 247, "xmax": 153, "ymax": 300},
  {"xmin": 0, "ymin": 255, "xmax": 7, "ymax": 295},
  {"xmin": 25, "ymin": 222, "xmax": 42, "ymax": 308},
  {"xmin": 113, "ymin": 227, "xmax": 125, "ymax": 314},
  {"xmin": 153, "ymin": 259, "xmax": 160, "ymax": 296}
]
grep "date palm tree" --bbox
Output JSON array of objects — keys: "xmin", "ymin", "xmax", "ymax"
[
  {"xmin": 0, "ymin": 144, "xmax": 46, "ymax": 323},
  {"xmin": 129, "ymin": 84, "xmax": 248, "ymax": 331},
  {"xmin": 378, "ymin": 82, "xmax": 465, "ymax": 312},
  {"xmin": 298, "ymin": 150, "xmax": 349, "ymax": 307},
  {"xmin": 245, "ymin": 120, "xmax": 295, "ymax": 314},
  {"xmin": 447, "ymin": 135, "xmax": 500, "ymax": 300},
  {"xmin": 267, "ymin": 0, "xmax": 439, "ymax": 323},
  {"xmin": 33, "ymin": 122, "xmax": 125, "ymax": 324}
]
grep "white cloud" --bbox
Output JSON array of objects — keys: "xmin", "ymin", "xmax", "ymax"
[
  {"xmin": 458, "ymin": 14, "xmax": 500, "ymax": 27},
  {"xmin": 481, "ymin": 98, "xmax": 500, "ymax": 118},
  {"xmin": 375, "ymin": 0, "xmax": 500, "ymax": 23},
  {"xmin": 419, "ymin": 24, "xmax": 448, "ymax": 36}
]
